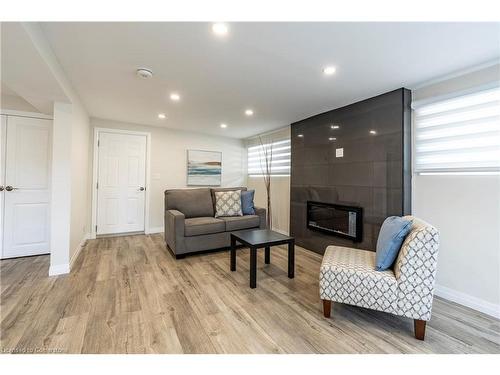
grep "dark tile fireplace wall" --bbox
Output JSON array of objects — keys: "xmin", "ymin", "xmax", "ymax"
[{"xmin": 290, "ymin": 88, "xmax": 412, "ymax": 254}]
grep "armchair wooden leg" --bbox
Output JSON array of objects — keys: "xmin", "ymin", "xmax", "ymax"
[
  {"xmin": 322, "ymin": 299, "xmax": 332, "ymax": 318},
  {"xmin": 414, "ymin": 319, "xmax": 426, "ymax": 340}
]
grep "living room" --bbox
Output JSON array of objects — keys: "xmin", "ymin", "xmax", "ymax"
[{"xmin": 1, "ymin": 0, "xmax": 499, "ymax": 371}]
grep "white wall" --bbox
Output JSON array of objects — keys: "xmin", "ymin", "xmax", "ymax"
[
  {"xmin": 50, "ymin": 102, "xmax": 73, "ymax": 272},
  {"xmin": 69, "ymin": 102, "xmax": 91, "ymax": 260},
  {"xmin": 413, "ymin": 175, "xmax": 500, "ymax": 311},
  {"xmin": 0, "ymin": 93, "xmax": 40, "ymax": 113},
  {"xmin": 90, "ymin": 118, "xmax": 247, "ymax": 231},
  {"xmin": 247, "ymin": 175, "xmax": 290, "ymax": 234},
  {"xmin": 49, "ymin": 100, "xmax": 90, "ymax": 275},
  {"xmin": 412, "ymin": 63, "xmax": 500, "ymax": 318},
  {"xmin": 246, "ymin": 126, "xmax": 291, "ymax": 234},
  {"xmin": 21, "ymin": 23, "xmax": 92, "ymax": 275}
]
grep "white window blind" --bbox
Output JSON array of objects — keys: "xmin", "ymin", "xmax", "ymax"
[
  {"xmin": 414, "ymin": 85, "xmax": 500, "ymax": 174},
  {"xmin": 247, "ymin": 139, "xmax": 291, "ymax": 176}
]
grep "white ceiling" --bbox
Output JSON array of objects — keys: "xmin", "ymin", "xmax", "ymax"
[
  {"xmin": 40, "ymin": 22, "xmax": 500, "ymax": 138},
  {"xmin": 1, "ymin": 22, "xmax": 69, "ymax": 114}
]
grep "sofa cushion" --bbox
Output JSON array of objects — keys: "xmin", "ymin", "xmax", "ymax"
[
  {"xmin": 241, "ymin": 190, "xmax": 256, "ymax": 215},
  {"xmin": 184, "ymin": 217, "xmax": 225, "ymax": 237},
  {"xmin": 320, "ymin": 246, "xmax": 398, "ymax": 314},
  {"xmin": 165, "ymin": 188, "xmax": 214, "ymax": 218},
  {"xmin": 211, "ymin": 187, "xmax": 247, "ymax": 212},
  {"xmin": 222, "ymin": 215, "xmax": 260, "ymax": 231},
  {"xmin": 375, "ymin": 216, "xmax": 413, "ymax": 271},
  {"xmin": 214, "ymin": 190, "xmax": 243, "ymax": 217}
]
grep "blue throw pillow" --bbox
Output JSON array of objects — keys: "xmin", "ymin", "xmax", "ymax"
[
  {"xmin": 241, "ymin": 190, "xmax": 256, "ymax": 215},
  {"xmin": 375, "ymin": 216, "xmax": 413, "ymax": 271}
]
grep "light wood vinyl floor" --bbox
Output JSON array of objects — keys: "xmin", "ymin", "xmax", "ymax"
[{"xmin": 1, "ymin": 234, "xmax": 499, "ymax": 354}]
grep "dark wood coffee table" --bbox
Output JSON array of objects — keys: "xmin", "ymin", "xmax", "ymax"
[{"xmin": 230, "ymin": 229, "xmax": 295, "ymax": 288}]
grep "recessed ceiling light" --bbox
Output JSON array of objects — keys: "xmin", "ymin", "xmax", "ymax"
[
  {"xmin": 212, "ymin": 23, "xmax": 229, "ymax": 36},
  {"xmin": 297, "ymin": 134, "xmax": 304, "ymax": 138},
  {"xmin": 369, "ymin": 130, "xmax": 377, "ymax": 135},
  {"xmin": 220, "ymin": 123, "xmax": 228, "ymax": 128},
  {"xmin": 170, "ymin": 93, "xmax": 180, "ymax": 101},
  {"xmin": 245, "ymin": 109, "xmax": 254, "ymax": 116},
  {"xmin": 329, "ymin": 137, "xmax": 336, "ymax": 141},
  {"xmin": 158, "ymin": 113, "xmax": 166, "ymax": 119},
  {"xmin": 136, "ymin": 68, "xmax": 153, "ymax": 79},
  {"xmin": 323, "ymin": 66, "xmax": 336, "ymax": 75},
  {"xmin": 331, "ymin": 125, "xmax": 339, "ymax": 129}
]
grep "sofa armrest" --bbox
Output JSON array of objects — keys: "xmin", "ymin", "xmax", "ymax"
[
  {"xmin": 394, "ymin": 216, "xmax": 440, "ymax": 321},
  {"xmin": 164, "ymin": 209, "xmax": 186, "ymax": 253},
  {"xmin": 254, "ymin": 206, "xmax": 267, "ymax": 229}
]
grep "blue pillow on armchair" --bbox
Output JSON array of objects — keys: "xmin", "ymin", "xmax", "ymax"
[
  {"xmin": 375, "ymin": 216, "xmax": 413, "ymax": 271},
  {"xmin": 241, "ymin": 190, "xmax": 256, "ymax": 215}
]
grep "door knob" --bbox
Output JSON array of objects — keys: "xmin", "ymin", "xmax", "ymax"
[
  {"xmin": 5, "ymin": 185, "xmax": 16, "ymax": 191},
  {"xmin": 0, "ymin": 186, "xmax": 3, "ymax": 191},
  {"xmin": 139, "ymin": 187, "xmax": 145, "ymax": 191}
]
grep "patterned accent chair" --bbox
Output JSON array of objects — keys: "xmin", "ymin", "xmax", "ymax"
[{"xmin": 319, "ymin": 216, "xmax": 439, "ymax": 340}]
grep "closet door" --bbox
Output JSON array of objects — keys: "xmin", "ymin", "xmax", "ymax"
[
  {"xmin": 1, "ymin": 116, "xmax": 52, "ymax": 259},
  {"xmin": 0, "ymin": 115, "xmax": 5, "ymax": 257}
]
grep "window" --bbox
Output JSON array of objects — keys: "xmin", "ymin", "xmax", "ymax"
[
  {"xmin": 413, "ymin": 85, "xmax": 500, "ymax": 174},
  {"xmin": 247, "ymin": 138, "xmax": 291, "ymax": 176}
]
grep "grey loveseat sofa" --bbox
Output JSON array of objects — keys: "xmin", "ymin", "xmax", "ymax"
[{"xmin": 164, "ymin": 187, "xmax": 267, "ymax": 258}]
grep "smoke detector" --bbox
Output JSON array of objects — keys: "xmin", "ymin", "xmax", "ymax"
[{"xmin": 136, "ymin": 68, "xmax": 153, "ymax": 79}]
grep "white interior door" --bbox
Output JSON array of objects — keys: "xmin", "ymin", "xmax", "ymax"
[
  {"xmin": 96, "ymin": 132, "xmax": 147, "ymax": 235},
  {"xmin": 0, "ymin": 115, "xmax": 6, "ymax": 257},
  {"xmin": 2, "ymin": 116, "xmax": 52, "ymax": 259}
]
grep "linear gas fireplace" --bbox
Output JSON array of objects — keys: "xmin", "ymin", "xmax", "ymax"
[{"xmin": 307, "ymin": 201, "xmax": 363, "ymax": 242}]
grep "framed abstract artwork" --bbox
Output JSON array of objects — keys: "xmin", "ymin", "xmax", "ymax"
[{"xmin": 187, "ymin": 150, "xmax": 222, "ymax": 186}]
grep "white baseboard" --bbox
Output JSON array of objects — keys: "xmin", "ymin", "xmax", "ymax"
[
  {"xmin": 272, "ymin": 228, "xmax": 289, "ymax": 236},
  {"xmin": 70, "ymin": 233, "xmax": 90, "ymax": 269},
  {"xmin": 49, "ymin": 233, "xmax": 89, "ymax": 277},
  {"xmin": 435, "ymin": 284, "xmax": 500, "ymax": 319},
  {"xmin": 49, "ymin": 263, "xmax": 70, "ymax": 276},
  {"xmin": 148, "ymin": 226, "xmax": 164, "ymax": 234}
]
